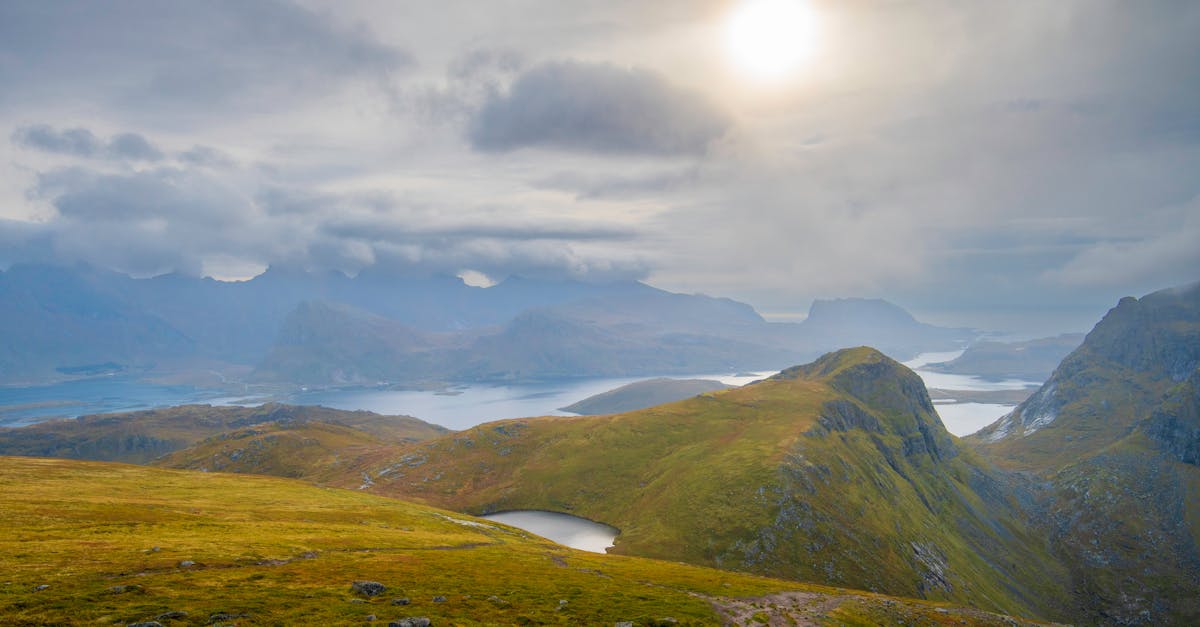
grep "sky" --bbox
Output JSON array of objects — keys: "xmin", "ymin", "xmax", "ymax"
[{"xmin": 0, "ymin": 0, "xmax": 1197, "ymax": 335}]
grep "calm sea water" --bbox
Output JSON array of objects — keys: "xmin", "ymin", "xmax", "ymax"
[
  {"xmin": 0, "ymin": 371, "xmax": 776, "ymax": 430},
  {"xmin": 287, "ymin": 370, "xmax": 774, "ymax": 431},
  {"xmin": 904, "ymin": 350, "xmax": 1035, "ymax": 437},
  {"xmin": 481, "ymin": 510, "xmax": 618, "ymax": 553},
  {"xmin": 0, "ymin": 376, "xmax": 229, "ymax": 427}
]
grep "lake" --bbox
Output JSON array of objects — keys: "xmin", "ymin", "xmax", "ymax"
[
  {"xmin": 904, "ymin": 351, "xmax": 1036, "ymax": 437},
  {"xmin": 481, "ymin": 510, "xmax": 619, "ymax": 553}
]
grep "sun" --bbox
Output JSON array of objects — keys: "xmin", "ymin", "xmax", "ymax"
[{"xmin": 724, "ymin": 0, "xmax": 820, "ymax": 82}]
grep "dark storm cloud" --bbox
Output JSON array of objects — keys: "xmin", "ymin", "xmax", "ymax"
[
  {"xmin": 13, "ymin": 125, "xmax": 165, "ymax": 162},
  {"xmin": 468, "ymin": 61, "xmax": 731, "ymax": 155},
  {"xmin": 0, "ymin": 0, "xmax": 411, "ymax": 121}
]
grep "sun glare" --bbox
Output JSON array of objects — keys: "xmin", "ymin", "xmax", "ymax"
[{"xmin": 725, "ymin": 0, "xmax": 819, "ymax": 82}]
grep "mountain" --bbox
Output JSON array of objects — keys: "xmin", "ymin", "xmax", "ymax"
[
  {"xmin": 923, "ymin": 333, "xmax": 1085, "ymax": 382},
  {"xmin": 791, "ymin": 298, "xmax": 973, "ymax": 361},
  {"xmin": 970, "ymin": 283, "xmax": 1200, "ymax": 470},
  {"xmin": 256, "ymin": 290, "xmax": 976, "ymax": 385},
  {"xmin": 252, "ymin": 301, "xmax": 461, "ymax": 385},
  {"xmin": 968, "ymin": 281, "xmax": 1200, "ymax": 624},
  {"xmin": 325, "ymin": 348, "xmax": 1071, "ymax": 621},
  {"xmin": 0, "ymin": 263, "xmax": 977, "ymax": 389},
  {"xmin": 0, "ymin": 403, "xmax": 447, "ymax": 464},
  {"xmin": 0, "ymin": 264, "xmax": 196, "ymax": 383},
  {"xmin": 0, "ymin": 456, "xmax": 1051, "ymax": 626},
  {"xmin": 560, "ymin": 378, "xmax": 732, "ymax": 415}
]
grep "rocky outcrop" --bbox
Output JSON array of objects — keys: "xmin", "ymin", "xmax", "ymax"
[{"xmin": 1142, "ymin": 369, "xmax": 1200, "ymax": 465}]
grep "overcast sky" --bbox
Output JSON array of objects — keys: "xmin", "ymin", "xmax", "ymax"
[{"xmin": 1, "ymin": 0, "xmax": 1197, "ymax": 335}]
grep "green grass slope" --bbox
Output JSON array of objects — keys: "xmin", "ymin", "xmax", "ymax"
[
  {"xmin": 338, "ymin": 348, "xmax": 1071, "ymax": 622},
  {"xmin": 0, "ymin": 403, "xmax": 447, "ymax": 464},
  {"xmin": 0, "ymin": 456, "xmax": 1054, "ymax": 626}
]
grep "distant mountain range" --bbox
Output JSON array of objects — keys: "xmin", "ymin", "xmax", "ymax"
[{"xmin": 0, "ymin": 263, "xmax": 975, "ymax": 386}]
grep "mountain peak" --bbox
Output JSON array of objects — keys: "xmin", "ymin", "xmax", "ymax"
[
  {"xmin": 768, "ymin": 347, "xmax": 952, "ymax": 459},
  {"xmin": 772, "ymin": 346, "xmax": 894, "ymax": 381},
  {"xmin": 970, "ymin": 279, "xmax": 1200, "ymax": 469},
  {"xmin": 806, "ymin": 298, "xmax": 918, "ymax": 325}
]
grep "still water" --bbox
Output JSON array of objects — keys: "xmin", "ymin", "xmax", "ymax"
[
  {"xmin": 481, "ymin": 510, "xmax": 619, "ymax": 553},
  {"xmin": 904, "ymin": 351, "xmax": 1035, "ymax": 437},
  {"xmin": 0, "ymin": 376, "xmax": 227, "ymax": 427},
  {"xmin": 288, "ymin": 370, "xmax": 774, "ymax": 431},
  {"xmin": 0, "ymin": 371, "xmax": 776, "ymax": 430}
]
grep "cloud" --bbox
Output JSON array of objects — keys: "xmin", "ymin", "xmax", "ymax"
[
  {"xmin": 0, "ymin": 1, "xmax": 411, "ymax": 122},
  {"xmin": 107, "ymin": 133, "xmax": 164, "ymax": 161},
  {"xmin": 6, "ymin": 131, "xmax": 650, "ymax": 283},
  {"xmin": 1041, "ymin": 198, "xmax": 1200, "ymax": 289},
  {"xmin": 177, "ymin": 145, "xmax": 236, "ymax": 169},
  {"xmin": 11, "ymin": 125, "xmax": 101, "ymax": 157},
  {"xmin": 468, "ymin": 61, "xmax": 731, "ymax": 155},
  {"xmin": 13, "ymin": 125, "xmax": 164, "ymax": 162},
  {"xmin": 394, "ymin": 46, "xmax": 526, "ymax": 126},
  {"xmin": 534, "ymin": 168, "xmax": 697, "ymax": 200}
]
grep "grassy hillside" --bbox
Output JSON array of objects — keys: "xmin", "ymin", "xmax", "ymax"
[
  {"xmin": 0, "ymin": 403, "xmax": 447, "ymax": 464},
  {"xmin": 0, "ymin": 456, "xmax": 1053, "ymax": 626},
  {"xmin": 154, "ymin": 420, "xmax": 391, "ymax": 479},
  {"xmin": 326, "ymin": 348, "xmax": 1070, "ymax": 622}
]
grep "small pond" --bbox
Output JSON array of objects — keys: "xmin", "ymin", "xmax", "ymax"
[{"xmin": 481, "ymin": 510, "xmax": 618, "ymax": 554}]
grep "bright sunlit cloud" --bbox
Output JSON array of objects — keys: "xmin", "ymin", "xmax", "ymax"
[
  {"xmin": 458, "ymin": 269, "xmax": 497, "ymax": 288},
  {"xmin": 724, "ymin": 0, "xmax": 820, "ymax": 82}
]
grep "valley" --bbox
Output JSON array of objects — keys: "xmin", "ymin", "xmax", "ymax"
[{"xmin": 0, "ymin": 281, "xmax": 1197, "ymax": 625}]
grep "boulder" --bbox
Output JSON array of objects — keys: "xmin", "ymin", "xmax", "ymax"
[{"xmin": 351, "ymin": 581, "xmax": 387, "ymax": 597}]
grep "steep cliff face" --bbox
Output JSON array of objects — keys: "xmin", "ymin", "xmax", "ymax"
[{"xmin": 1142, "ymin": 369, "xmax": 1200, "ymax": 465}]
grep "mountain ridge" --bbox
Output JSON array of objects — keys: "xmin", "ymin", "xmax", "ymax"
[{"xmin": 0, "ymin": 262, "xmax": 975, "ymax": 388}]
